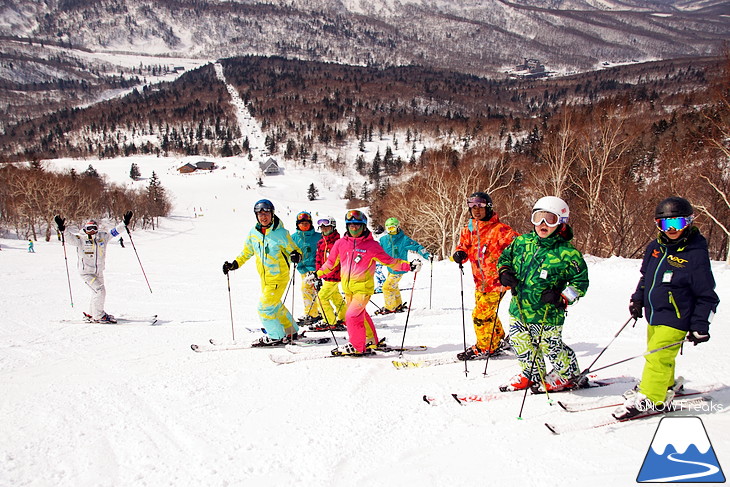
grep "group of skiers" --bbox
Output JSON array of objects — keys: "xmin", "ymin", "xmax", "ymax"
[
  {"xmin": 222, "ymin": 200, "xmax": 424, "ymax": 355},
  {"xmin": 56, "ymin": 190, "xmax": 719, "ymax": 421}
]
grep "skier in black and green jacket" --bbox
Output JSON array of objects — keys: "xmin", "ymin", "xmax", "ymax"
[
  {"xmin": 497, "ymin": 196, "xmax": 589, "ymax": 392},
  {"xmin": 613, "ymin": 197, "xmax": 719, "ymax": 420}
]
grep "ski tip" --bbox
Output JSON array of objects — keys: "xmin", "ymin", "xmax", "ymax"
[
  {"xmin": 451, "ymin": 394, "xmax": 464, "ymax": 405},
  {"xmin": 209, "ymin": 338, "xmax": 215, "ymax": 345},
  {"xmin": 190, "ymin": 344, "xmax": 199, "ymax": 351},
  {"xmin": 422, "ymin": 395, "xmax": 432, "ymax": 404},
  {"xmin": 544, "ymin": 423, "xmax": 559, "ymax": 435}
]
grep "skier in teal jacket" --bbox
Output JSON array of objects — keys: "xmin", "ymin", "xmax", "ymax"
[
  {"xmin": 291, "ymin": 211, "xmax": 322, "ymax": 326},
  {"xmin": 378, "ymin": 217, "xmax": 430, "ymax": 313}
]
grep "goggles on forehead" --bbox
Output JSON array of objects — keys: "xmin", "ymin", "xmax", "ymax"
[
  {"xmin": 296, "ymin": 212, "xmax": 311, "ymax": 221},
  {"xmin": 467, "ymin": 197, "xmax": 489, "ymax": 208},
  {"xmin": 531, "ymin": 210, "xmax": 563, "ymax": 227},
  {"xmin": 656, "ymin": 216, "xmax": 692, "ymax": 233},
  {"xmin": 317, "ymin": 218, "xmax": 334, "ymax": 227}
]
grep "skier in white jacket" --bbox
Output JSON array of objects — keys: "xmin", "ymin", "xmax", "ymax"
[{"xmin": 55, "ymin": 211, "xmax": 132, "ymax": 323}]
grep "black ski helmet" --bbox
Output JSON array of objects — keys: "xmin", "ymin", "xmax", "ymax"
[
  {"xmin": 655, "ymin": 197, "xmax": 693, "ymax": 219},
  {"xmin": 468, "ymin": 191, "xmax": 494, "ymax": 221},
  {"xmin": 254, "ymin": 199, "xmax": 274, "ymax": 213}
]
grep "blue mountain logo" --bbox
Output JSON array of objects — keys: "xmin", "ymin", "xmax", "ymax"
[{"xmin": 637, "ymin": 416, "xmax": 725, "ymax": 483}]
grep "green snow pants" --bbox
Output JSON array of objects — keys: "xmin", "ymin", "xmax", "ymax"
[{"xmin": 639, "ymin": 324, "xmax": 686, "ymax": 404}]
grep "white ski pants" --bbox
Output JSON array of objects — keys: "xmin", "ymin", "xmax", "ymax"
[{"xmin": 81, "ymin": 273, "xmax": 106, "ymax": 320}]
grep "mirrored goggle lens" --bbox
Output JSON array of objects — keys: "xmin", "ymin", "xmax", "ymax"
[
  {"xmin": 656, "ymin": 217, "xmax": 691, "ymax": 232},
  {"xmin": 254, "ymin": 208, "xmax": 272, "ymax": 214},
  {"xmin": 317, "ymin": 219, "xmax": 333, "ymax": 227},
  {"xmin": 386, "ymin": 226, "xmax": 398, "ymax": 234},
  {"xmin": 346, "ymin": 210, "xmax": 364, "ymax": 221},
  {"xmin": 531, "ymin": 210, "xmax": 560, "ymax": 227},
  {"xmin": 467, "ymin": 197, "xmax": 487, "ymax": 208},
  {"xmin": 84, "ymin": 225, "xmax": 98, "ymax": 233},
  {"xmin": 296, "ymin": 212, "xmax": 311, "ymax": 221}
]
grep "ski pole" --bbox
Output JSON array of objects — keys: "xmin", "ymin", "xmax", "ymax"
[
  {"xmin": 586, "ymin": 339, "xmax": 688, "ymax": 376},
  {"xmin": 429, "ymin": 255, "xmax": 434, "ymax": 309},
  {"xmin": 482, "ymin": 291, "xmax": 506, "ymax": 377},
  {"xmin": 226, "ymin": 273, "xmax": 235, "ymax": 342},
  {"xmin": 287, "ymin": 263, "xmax": 297, "ymax": 342},
  {"xmin": 60, "ymin": 231, "xmax": 74, "ymax": 307},
  {"xmin": 368, "ymin": 298, "xmax": 383, "ymax": 313},
  {"xmin": 458, "ymin": 262, "xmax": 468, "ymax": 377},
  {"xmin": 398, "ymin": 270, "xmax": 418, "ymax": 358},
  {"xmin": 125, "ymin": 226, "xmax": 152, "ymax": 293},
  {"xmin": 517, "ymin": 306, "xmax": 550, "ymax": 419},
  {"xmin": 313, "ymin": 280, "xmax": 340, "ymax": 347},
  {"xmin": 576, "ymin": 316, "xmax": 636, "ymax": 381}
]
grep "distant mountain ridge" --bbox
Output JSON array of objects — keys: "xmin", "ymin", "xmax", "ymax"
[{"xmin": 1, "ymin": 0, "xmax": 727, "ymax": 77}]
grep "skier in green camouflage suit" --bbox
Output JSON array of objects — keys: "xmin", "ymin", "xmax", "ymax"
[{"xmin": 497, "ymin": 196, "xmax": 589, "ymax": 392}]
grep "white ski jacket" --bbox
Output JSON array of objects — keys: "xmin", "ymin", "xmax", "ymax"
[{"xmin": 64, "ymin": 223, "xmax": 126, "ymax": 275}]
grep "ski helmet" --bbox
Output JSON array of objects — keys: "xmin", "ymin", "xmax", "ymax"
[
  {"xmin": 532, "ymin": 196, "xmax": 569, "ymax": 224},
  {"xmin": 317, "ymin": 216, "xmax": 336, "ymax": 228},
  {"xmin": 296, "ymin": 211, "xmax": 312, "ymax": 225},
  {"xmin": 345, "ymin": 209, "xmax": 368, "ymax": 225},
  {"xmin": 655, "ymin": 197, "xmax": 693, "ymax": 219},
  {"xmin": 385, "ymin": 217, "xmax": 400, "ymax": 234},
  {"xmin": 83, "ymin": 219, "xmax": 99, "ymax": 234},
  {"xmin": 253, "ymin": 199, "xmax": 274, "ymax": 213},
  {"xmin": 467, "ymin": 191, "xmax": 494, "ymax": 220}
]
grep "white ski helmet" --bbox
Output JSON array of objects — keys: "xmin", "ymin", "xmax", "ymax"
[{"xmin": 532, "ymin": 196, "xmax": 569, "ymax": 223}]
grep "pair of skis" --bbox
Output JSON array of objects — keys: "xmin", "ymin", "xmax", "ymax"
[
  {"xmin": 545, "ymin": 392, "xmax": 716, "ymax": 434},
  {"xmin": 190, "ymin": 336, "xmax": 331, "ymax": 352}
]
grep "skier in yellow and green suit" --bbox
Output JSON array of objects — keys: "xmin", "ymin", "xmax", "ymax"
[{"xmin": 223, "ymin": 199, "xmax": 302, "ymax": 347}]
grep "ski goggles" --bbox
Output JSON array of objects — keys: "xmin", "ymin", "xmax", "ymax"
[
  {"xmin": 386, "ymin": 225, "xmax": 398, "ymax": 235},
  {"xmin": 467, "ymin": 196, "xmax": 489, "ymax": 208},
  {"xmin": 317, "ymin": 218, "xmax": 334, "ymax": 227},
  {"xmin": 656, "ymin": 216, "xmax": 692, "ymax": 233},
  {"xmin": 345, "ymin": 210, "xmax": 367, "ymax": 224},
  {"xmin": 83, "ymin": 224, "xmax": 98, "ymax": 233},
  {"xmin": 296, "ymin": 212, "xmax": 312, "ymax": 222},
  {"xmin": 254, "ymin": 208, "xmax": 272, "ymax": 214},
  {"xmin": 531, "ymin": 210, "xmax": 563, "ymax": 227}
]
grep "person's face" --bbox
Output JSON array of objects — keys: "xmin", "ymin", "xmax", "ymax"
[
  {"xmin": 663, "ymin": 228, "xmax": 684, "ymax": 240},
  {"xmin": 470, "ymin": 206, "xmax": 486, "ymax": 220},
  {"xmin": 297, "ymin": 221, "xmax": 312, "ymax": 231},
  {"xmin": 534, "ymin": 221, "xmax": 558, "ymax": 239},
  {"xmin": 320, "ymin": 225, "xmax": 334, "ymax": 235},
  {"xmin": 348, "ymin": 223, "xmax": 364, "ymax": 237},
  {"xmin": 256, "ymin": 210, "xmax": 273, "ymax": 227}
]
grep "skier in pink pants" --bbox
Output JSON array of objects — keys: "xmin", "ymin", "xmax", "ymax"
[{"xmin": 308, "ymin": 210, "xmax": 421, "ymax": 356}]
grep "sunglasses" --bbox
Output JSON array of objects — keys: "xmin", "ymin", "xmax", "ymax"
[
  {"xmin": 656, "ymin": 216, "xmax": 692, "ymax": 233},
  {"xmin": 317, "ymin": 218, "xmax": 334, "ymax": 227},
  {"xmin": 531, "ymin": 210, "xmax": 562, "ymax": 227}
]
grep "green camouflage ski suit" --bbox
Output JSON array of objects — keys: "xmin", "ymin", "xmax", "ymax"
[{"xmin": 497, "ymin": 224, "xmax": 589, "ymax": 381}]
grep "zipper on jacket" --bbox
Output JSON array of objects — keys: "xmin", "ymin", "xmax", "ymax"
[
  {"xmin": 647, "ymin": 246, "xmax": 668, "ymax": 323},
  {"xmin": 668, "ymin": 291, "xmax": 682, "ymax": 319}
]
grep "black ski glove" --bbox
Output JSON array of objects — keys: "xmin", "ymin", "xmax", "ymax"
[
  {"xmin": 54, "ymin": 215, "xmax": 66, "ymax": 232},
  {"xmin": 629, "ymin": 300, "xmax": 643, "ymax": 319},
  {"xmin": 222, "ymin": 260, "xmax": 239, "ymax": 275},
  {"xmin": 123, "ymin": 211, "xmax": 133, "ymax": 226},
  {"xmin": 452, "ymin": 250, "xmax": 467, "ymax": 264},
  {"xmin": 541, "ymin": 288, "xmax": 567, "ymax": 309},
  {"xmin": 687, "ymin": 330, "xmax": 710, "ymax": 346},
  {"xmin": 498, "ymin": 266, "xmax": 519, "ymax": 289},
  {"xmin": 290, "ymin": 250, "xmax": 301, "ymax": 264},
  {"xmin": 410, "ymin": 259, "xmax": 422, "ymax": 272}
]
